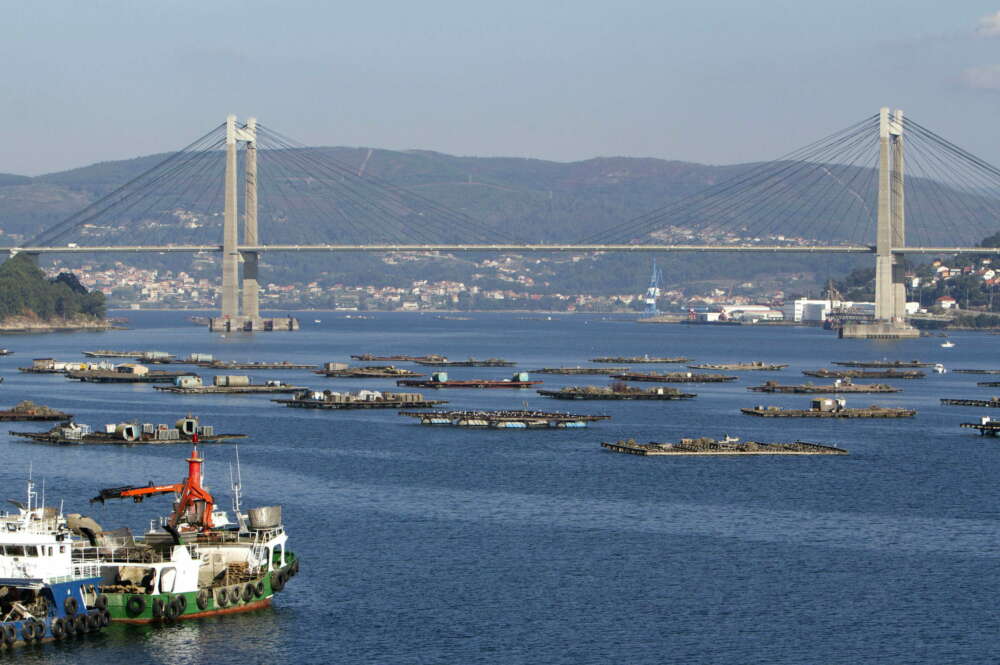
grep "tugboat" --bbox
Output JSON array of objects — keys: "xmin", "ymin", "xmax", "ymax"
[
  {"xmin": 0, "ymin": 479, "xmax": 109, "ymax": 648},
  {"xmin": 89, "ymin": 445, "xmax": 298, "ymax": 622}
]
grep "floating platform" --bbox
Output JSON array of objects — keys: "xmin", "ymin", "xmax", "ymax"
[
  {"xmin": 398, "ymin": 409, "xmax": 611, "ymax": 428},
  {"xmin": 601, "ymin": 437, "xmax": 847, "ymax": 456},
  {"xmin": 831, "ymin": 360, "xmax": 934, "ymax": 368},
  {"xmin": 748, "ymin": 380, "xmax": 899, "ymax": 394},
  {"xmin": 274, "ymin": 390, "xmax": 446, "ymax": 409},
  {"xmin": 954, "ymin": 369, "xmax": 1000, "ymax": 375},
  {"xmin": 66, "ymin": 370, "xmax": 193, "ymax": 383},
  {"xmin": 611, "ymin": 371, "xmax": 737, "ymax": 383},
  {"xmin": 941, "ymin": 397, "xmax": 1000, "ymax": 408},
  {"xmin": 412, "ymin": 358, "xmax": 516, "ymax": 367},
  {"xmin": 0, "ymin": 401, "xmax": 72, "ymax": 421},
  {"xmin": 687, "ymin": 361, "xmax": 788, "ymax": 371},
  {"xmin": 397, "ymin": 371, "xmax": 540, "ymax": 389},
  {"xmin": 10, "ymin": 417, "xmax": 244, "ymax": 446},
  {"xmin": 155, "ymin": 384, "xmax": 305, "ymax": 394},
  {"xmin": 977, "ymin": 382, "xmax": 1000, "ymax": 387},
  {"xmin": 533, "ymin": 367, "xmax": 631, "ymax": 375},
  {"xmin": 351, "ymin": 354, "xmax": 440, "ymax": 362},
  {"xmin": 802, "ymin": 368, "xmax": 925, "ymax": 379},
  {"xmin": 741, "ymin": 399, "xmax": 915, "ymax": 418},
  {"xmin": 589, "ymin": 356, "xmax": 690, "ymax": 364},
  {"xmin": 314, "ymin": 365, "xmax": 423, "ymax": 378},
  {"xmin": 198, "ymin": 361, "xmax": 318, "ymax": 370},
  {"xmin": 536, "ymin": 385, "xmax": 695, "ymax": 400},
  {"xmin": 961, "ymin": 421, "xmax": 1000, "ymax": 436}
]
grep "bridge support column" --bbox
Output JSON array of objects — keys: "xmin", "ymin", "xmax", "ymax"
[
  {"xmin": 241, "ymin": 117, "xmax": 260, "ymax": 325},
  {"xmin": 221, "ymin": 114, "xmax": 240, "ymax": 320},
  {"xmin": 844, "ymin": 107, "xmax": 917, "ymax": 339}
]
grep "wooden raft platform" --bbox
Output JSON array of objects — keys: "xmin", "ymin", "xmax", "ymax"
[
  {"xmin": 954, "ymin": 369, "xmax": 1000, "ymax": 375},
  {"xmin": 803, "ymin": 368, "xmax": 925, "ymax": 379},
  {"xmin": 941, "ymin": 398, "xmax": 1000, "ymax": 408},
  {"xmin": 748, "ymin": 381, "xmax": 899, "ymax": 394},
  {"xmin": 601, "ymin": 438, "xmax": 848, "ymax": 456},
  {"xmin": 960, "ymin": 422, "xmax": 1000, "ymax": 436},
  {"xmin": 399, "ymin": 409, "xmax": 610, "ymax": 428},
  {"xmin": 741, "ymin": 406, "xmax": 916, "ymax": 418},
  {"xmin": 687, "ymin": 361, "xmax": 788, "ymax": 371},
  {"xmin": 155, "ymin": 385, "xmax": 306, "ymax": 394},
  {"xmin": 611, "ymin": 372, "xmax": 737, "ymax": 383},
  {"xmin": 590, "ymin": 356, "xmax": 690, "ymax": 364},
  {"xmin": 534, "ymin": 367, "xmax": 631, "ymax": 375}
]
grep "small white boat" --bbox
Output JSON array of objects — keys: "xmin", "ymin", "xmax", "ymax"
[
  {"xmin": 933, "ymin": 363, "xmax": 947, "ymax": 374},
  {"xmin": 941, "ymin": 341, "xmax": 955, "ymax": 348},
  {"xmin": 314, "ymin": 319, "xmax": 321, "ymax": 323}
]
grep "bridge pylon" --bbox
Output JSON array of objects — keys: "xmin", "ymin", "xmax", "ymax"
[
  {"xmin": 211, "ymin": 115, "xmax": 297, "ymax": 332},
  {"xmin": 841, "ymin": 107, "xmax": 918, "ymax": 339}
]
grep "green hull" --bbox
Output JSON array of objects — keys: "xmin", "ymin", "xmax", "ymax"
[{"xmin": 105, "ymin": 555, "xmax": 297, "ymax": 623}]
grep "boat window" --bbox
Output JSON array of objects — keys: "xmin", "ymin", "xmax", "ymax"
[
  {"xmin": 59, "ymin": 545, "xmax": 66, "ymax": 553},
  {"xmin": 159, "ymin": 567, "xmax": 176, "ymax": 593},
  {"xmin": 4, "ymin": 545, "xmax": 25, "ymax": 556}
]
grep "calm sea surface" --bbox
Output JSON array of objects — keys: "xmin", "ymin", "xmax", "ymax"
[{"xmin": 2, "ymin": 311, "xmax": 998, "ymax": 664}]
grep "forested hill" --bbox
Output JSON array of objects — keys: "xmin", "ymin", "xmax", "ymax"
[{"xmin": 0, "ymin": 254, "xmax": 105, "ymax": 323}]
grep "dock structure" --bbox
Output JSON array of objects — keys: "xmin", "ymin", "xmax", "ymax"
[
  {"xmin": 941, "ymin": 397, "xmax": 1000, "ymax": 408},
  {"xmin": 601, "ymin": 438, "xmax": 848, "ymax": 456},
  {"xmin": 399, "ymin": 409, "xmax": 611, "ymax": 428}
]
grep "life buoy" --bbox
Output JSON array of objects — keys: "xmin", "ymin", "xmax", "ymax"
[
  {"xmin": 64, "ymin": 595, "xmax": 79, "ymax": 615},
  {"xmin": 196, "ymin": 589, "xmax": 210, "ymax": 610},
  {"xmin": 49, "ymin": 618, "xmax": 66, "ymax": 640},
  {"xmin": 216, "ymin": 589, "xmax": 229, "ymax": 608},
  {"xmin": 94, "ymin": 594, "xmax": 109, "ymax": 611},
  {"xmin": 1, "ymin": 624, "xmax": 16, "ymax": 645},
  {"xmin": 254, "ymin": 580, "xmax": 265, "ymax": 597},
  {"xmin": 151, "ymin": 597, "xmax": 165, "ymax": 619},
  {"xmin": 126, "ymin": 595, "xmax": 146, "ymax": 617},
  {"xmin": 174, "ymin": 594, "xmax": 188, "ymax": 614},
  {"xmin": 164, "ymin": 599, "xmax": 180, "ymax": 621},
  {"xmin": 242, "ymin": 584, "xmax": 255, "ymax": 603}
]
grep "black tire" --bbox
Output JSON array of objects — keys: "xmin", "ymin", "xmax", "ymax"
[
  {"xmin": 242, "ymin": 584, "xmax": 254, "ymax": 603},
  {"xmin": 74, "ymin": 613, "xmax": 89, "ymax": 634},
  {"xmin": 86, "ymin": 611, "xmax": 100, "ymax": 631},
  {"xmin": 151, "ymin": 597, "xmax": 165, "ymax": 619},
  {"xmin": 216, "ymin": 589, "xmax": 229, "ymax": 608},
  {"xmin": 174, "ymin": 594, "xmax": 188, "ymax": 614},
  {"xmin": 62, "ymin": 617, "xmax": 76, "ymax": 637},
  {"xmin": 101, "ymin": 609, "xmax": 111, "ymax": 627},
  {"xmin": 164, "ymin": 600, "xmax": 180, "ymax": 621},
  {"xmin": 64, "ymin": 595, "xmax": 79, "ymax": 616},
  {"xmin": 31, "ymin": 620, "xmax": 45, "ymax": 641},
  {"xmin": 271, "ymin": 570, "xmax": 286, "ymax": 592},
  {"xmin": 254, "ymin": 580, "xmax": 265, "ymax": 597},
  {"xmin": 49, "ymin": 618, "xmax": 66, "ymax": 640},
  {"xmin": 126, "ymin": 595, "xmax": 146, "ymax": 617},
  {"xmin": 94, "ymin": 594, "xmax": 108, "ymax": 611},
  {"xmin": 291, "ymin": 558, "xmax": 300, "ymax": 576},
  {"xmin": 21, "ymin": 620, "xmax": 38, "ymax": 642},
  {"xmin": 2, "ymin": 624, "xmax": 15, "ymax": 646},
  {"xmin": 196, "ymin": 589, "xmax": 210, "ymax": 610},
  {"xmin": 229, "ymin": 587, "xmax": 241, "ymax": 605}
]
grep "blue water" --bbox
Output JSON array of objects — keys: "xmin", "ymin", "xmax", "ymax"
[{"xmin": 2, "ymin": 311, "xmax": 998, "ymax": 664}]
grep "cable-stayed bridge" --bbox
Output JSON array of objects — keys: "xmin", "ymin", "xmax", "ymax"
[{"xmin": 7, "ymin": 108, "xmax": 1000, "ymax": 336}]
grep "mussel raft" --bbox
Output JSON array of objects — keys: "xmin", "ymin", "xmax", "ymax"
[
  {"xmin": 802, "ymin": 368, "xmax": 925, "ymax": 379},
  {"xmin": 686, "ymin": 361, "xmax": 788, "ymax": 371},
  {"xmin": 602, "ymin": 437, "xmax": 848, "ymax": 456},
  {"xmin": 741, "ymin": 398, "xmax": 916, "ymax": 418},
  {"xmin": 10, "ymin": 417, "xmax": 245, "ymax": 445},
  {"xmin": 398, "ymin": 410, "xmax": 611, "ymax": 428},
  {"xmin": 313, "ymin": 364, "xmax": 422, "ymax": 378},
  {"xmin": 747, "ymin": 380, "xmax": 899, "ymax": 394},
  {"xmin": 589, "ymin": 356, "xmax": 690, "ymax": 364},
  {"xmin": 610, "ymin": 371, "xmax": 737, "ymax": 383},
  {"xmin": 536, "ymin": 385, "xmax": 696, "ymax": 400}
]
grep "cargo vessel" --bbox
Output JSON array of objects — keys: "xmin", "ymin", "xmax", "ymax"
[
  {"xmin": 610, "ymin": 371, "xmax": 737, "ymax": 383},
  {"xmin": 601, "ymin": 436, "xmax": 847, "ymax": 456},
  {"xmin": 0, "ymin": 401, "xmax": 73, "ymax": 421},
  {"xmin": 10, "ymin": 416, "xmax": 245, "ymax": 446},
  {"xmin": 89, "ymin": 445, "xmax": 298, "ymax": 623},
  {"xmin": 396, "ymin": 371, "xmax": 541, "ymax": 389},
  {"xmin": 741, "ymin": 398, "xmax": 915, "ymax": 418},
  {"xmin": 687, "ymin": 361, "xmax": 788, "ymax": 371},
  {"xmin": 830, "ymin": 360, "xmax": 934, "ymax": 368},
  {"xmin": 0, "ymin": 479, "xmax": 109, "ymax": 648},
  {"xmin": 274, "ymin": 389, "xmax": 447, "ymax": 409},
  {"xmin": 747, "ymin": 379, "xmax": 899, "ymax": 394},
  {"xmin": 536, "ymin": 384, "xmax": 696, "ymax": 400},
  {"xmin": 313, "ymin": 363, "xmax": 422, "ymax": 378},
  {"xmin": 398, "ymin": 409, "xmax": 610, "ymax": 428},
  {"xmin": 589, "ymin": 356, "xmax": 690, "ymax": 364},
  {"xmin": 802, "ymin": 368, "xmax": 925, "ymax": 379},
  {"xmin": 155, "ymin": 376, "xmax": 305, "ymax": 394}
]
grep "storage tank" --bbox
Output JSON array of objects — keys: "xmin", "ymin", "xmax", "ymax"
[
  {"xmin": 116, "ymin": 424, "xmax": 139, "ymax": 442},
  {"xmin": 247, "ymin": 506, "xmax": 282, "ymax": 529},
  {"xmin": 175, "ymin": 417, "xmax": 199, "ymax": 436},
  {"xmin": 176, "ymin": 375, "xmax": 202, "ymax": 388},
  {"xmin": 432, "ymin": 372, "xmax": 448, "ymax": 382},
  {"xmin": 324, "ymin": 362, "xmax": 349, "ymax": 371}
]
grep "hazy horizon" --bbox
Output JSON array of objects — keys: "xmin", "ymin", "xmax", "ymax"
[{"xmin": 4, "ymin": 0, "xmax": 1000, "ymax": 175}]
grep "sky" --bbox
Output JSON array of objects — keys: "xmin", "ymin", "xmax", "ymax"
[{"xmin": 3, "ymin": 0, "xmax": 1000, "ymax": 175}]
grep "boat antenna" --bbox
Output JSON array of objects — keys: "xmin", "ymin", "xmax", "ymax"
[
  {"xmin": 231, "ymin": 446, "xmax": 246, "ymax": 532},
  {"xmin": 41, "ymin": 477, "xmax": 45, "ymax": 511}
]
